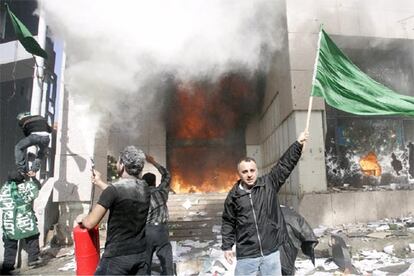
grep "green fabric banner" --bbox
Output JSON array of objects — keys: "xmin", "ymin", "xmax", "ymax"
[
  {"xmin": 311, "ymin": 29, "xmax": 414, "ymax": 116},
  {"xmin": 5, "ymin": 4, "xmax": 48, "ymax": 59}
]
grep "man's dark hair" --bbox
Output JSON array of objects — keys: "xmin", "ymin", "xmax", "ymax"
[
  {"xmin": 7, "ymin": 171, "xmax": 25, "ymax": 184},
  {"xmin": 237, "ymin": 157, "xmax": 256, "ymax": 166},
  {"xmin": 119, "ymin": 146, "xmax": 145, "ymax": 177},
  {"xmin": 143, "ymin": 173, "xmax": 156, "ymax": 187}
]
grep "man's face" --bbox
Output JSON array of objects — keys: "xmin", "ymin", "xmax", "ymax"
[{"xmin": 238, "ymin": 160, "xmax": 258, "ymax": 187}]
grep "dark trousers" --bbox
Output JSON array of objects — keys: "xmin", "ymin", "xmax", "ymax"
[
  {"xmin": 146, "ymin": 223, "xmax": 174, "ymax": 275},
  {"xmin": 2, "ymin": 234, "xmax": 40, "ymax": 271},
  {"xmin": 95, "ymin": 251, "xmax": 147, "ymax": 275},
  {"xmin": 15, "ymin": 134, "xmax": 50, "ymax": 172}
]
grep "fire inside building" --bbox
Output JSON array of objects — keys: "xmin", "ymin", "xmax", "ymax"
[
  {"xmin": 106, "ymin": 37, "xmax": 414, "ymax": 195},
  {"xmin": 166, "ymin": 74, "xmax": 262, "ymax": 193},
  {"xmin": 3, "ymin": 0, "xmax": 414, "ymax": 263},
  {"xmin": 107, "ymin": 72, "xmax": 264, "ymax": 193},
  {"xmin": 325, "ymin": 35, "xmax": 414, "ymax": 189},
  {"xmin": 105, "ymin": 36, "xmax": 414, "ymax": 194}
]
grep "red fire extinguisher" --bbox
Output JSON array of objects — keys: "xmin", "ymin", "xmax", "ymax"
[
  {"xmin": 73, "ymin": 225, "xmax": 100, "ymax": 275},
  {"xmin": 73, "ymin": 158, "xmax": 100, "ymax": 275}
]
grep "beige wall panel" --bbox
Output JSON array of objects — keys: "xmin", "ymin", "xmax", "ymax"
[
  {"xmin": 337, "ymin": 7, "xmax": 361, "ymax": 35},
  {"xmin": 298, "ymin": 193, "xmax": 333, "ymax": 227},
  {"xmin": 331, "ymin": 192, "xmax": 357, "ymax": 225},
  {"xmin": 291, "ymin": 70, "xmax": 325, "ymax": 111},
  {"xmin": 354, "ymin": 192, "xmax": 378, "ymax": 222},
  {"xmin": 374, "ymin": 191, "xmax": 408, "ymax": 218},
  {"xmin": 245, "ymin": 116, "xmax": 260, "ymax": 145},
  {"xmin": 288, "ymin": 33, "xmax": 318, "ymax": 72}
]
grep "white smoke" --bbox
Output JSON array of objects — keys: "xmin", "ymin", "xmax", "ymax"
[{"xmin": 38, "ymin": 0, "xmax": 284, "ymax": 153}]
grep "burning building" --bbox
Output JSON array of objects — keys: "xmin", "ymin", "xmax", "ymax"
[
  {"xmin": 62, "ymin": 0, "xmax": 414, "ymax": 232},
  {"xmin": 3, "ymin": 0, "xmax": 414, "ymax": 249}
]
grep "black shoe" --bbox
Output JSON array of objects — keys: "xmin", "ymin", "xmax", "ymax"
[
  {"xmin": 30, "ymin": 159, "xmax": 41, "ymax": 172},
  {"xmin": 1, "ymin": 265, "xmax": 18, "ymax": 275}
]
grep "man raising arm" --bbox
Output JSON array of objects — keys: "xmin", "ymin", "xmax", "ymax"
[{"xmin": 222, "ymin": 131, "xmax": 309, "ymax": 275}]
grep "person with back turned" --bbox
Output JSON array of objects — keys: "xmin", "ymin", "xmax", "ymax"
[
  {"xmin": 143, "ymin": 154, "xmax": 174, "ymax": 275},
  {"xmin": 221, "ymin": 131, "xmax": 309, "ymax": 275},
  {"xmin": 15, "ymin": 112, "xmax": 52, "ymax": 175},
  {"xmin": 79, "ymin": 146, "xmax": 150, "ymax": 275},
  {"xmin": 0, "ymin": 170, "xmax": 44, "ymax": 274}
]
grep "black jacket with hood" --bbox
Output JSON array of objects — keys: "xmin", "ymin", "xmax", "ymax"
[
  {"xmin": 19, "ymin": 115, "xmax": 52, "ymax": 137},
  {"xmin": 221, "ymin": 141, "xmax": 303, "ymax": 259}
]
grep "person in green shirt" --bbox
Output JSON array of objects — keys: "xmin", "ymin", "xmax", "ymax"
[{"xmin": 0, "ymin": 170, "xmax": 43, "ymax": 274}]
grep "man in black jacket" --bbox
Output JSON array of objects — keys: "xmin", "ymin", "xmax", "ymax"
[
  {"xmin": 221, "ymin": 131, "xmax": 308, "ymax": 275},
  {"xmin": 15, "ymin": 112, "xmax": 52, "ymax": 174}
]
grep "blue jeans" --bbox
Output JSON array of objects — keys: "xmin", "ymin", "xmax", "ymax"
[
  {"xmin": 235, "ymin": 250, "xmax": 282, "ymax": 276},
  {"xmin": 95, "ymin": 252, "xmax": 147, "ymax": 275},
  {"xmin": 15, "ymin": 134, "xmax": 50, "ymax": 172}
]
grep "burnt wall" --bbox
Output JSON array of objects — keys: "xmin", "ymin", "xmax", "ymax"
[{"xmin": 325, "ymin": 36, "xmax": 414, "ymax": 188}]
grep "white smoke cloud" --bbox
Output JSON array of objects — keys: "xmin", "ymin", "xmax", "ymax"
[
  {"xmin": 38, "ymin": 0, "xmax": 284, "ymax": 153},
  {"xmin": 41, "ymin": 0, "xmax": 283, "ymax": 82}
]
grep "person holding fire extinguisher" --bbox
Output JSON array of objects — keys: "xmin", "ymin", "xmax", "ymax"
[{"xmin": 79, "ymin": 145, "xmax": 150, "ymax": 275}]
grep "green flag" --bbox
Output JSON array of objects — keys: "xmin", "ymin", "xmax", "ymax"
[
  {"xmin": 311, "ymin": 29, "xmax": 414, "ymax": 116},
  {"xmin": 5, "ymin": 4, "xmax": 48, "ymax": 59}
]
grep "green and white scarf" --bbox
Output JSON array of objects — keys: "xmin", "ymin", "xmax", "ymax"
[{"xmin": 0, "ymin": 180, "xmax": 39, "ymax": 240}]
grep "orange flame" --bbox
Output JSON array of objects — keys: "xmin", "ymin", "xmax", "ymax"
[
  {"xmin": 169, "ymin": 83, "xmax": 239, "ymax": 140},
  {"xmin": 359, "ymin": 151, "xmax": 382, "ymax": 176},
  {"xmin": 169, "ymin": 146, "xmax": 241, "ymax": 193},
  {"xmin": 172, "ymin": 173, "xmax": 237, "ymax": 194},
  {"xmin": 168, "ymin": 75, "xmax": 254, "ymax": 193}
]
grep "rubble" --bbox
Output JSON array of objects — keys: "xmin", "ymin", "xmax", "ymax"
[
  {"xmin": 182, "ymin": 199, "xmax": 193, "ymax": 210},
  {"xmin": 19, "ymin": 215, "xmax": 414, "ymax": 275},
  {"xmin": 58, "ymin": 260, "xmax": 76, "ymax": 272}
]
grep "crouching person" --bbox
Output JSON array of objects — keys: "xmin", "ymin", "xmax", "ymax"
[
  {"xmin": 79, "ymin": 146, "xmax": 150, "ymax": 275},
  {"xmin": 0, "ymin": 171, "xmax": 43, "ymax": 274}
]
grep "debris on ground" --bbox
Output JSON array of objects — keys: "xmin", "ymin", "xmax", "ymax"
[{"xmin": 20, "ymin": 215, "xmax": 414, "ymax": 275}]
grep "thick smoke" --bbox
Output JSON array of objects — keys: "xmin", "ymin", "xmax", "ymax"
[{"xmin": 39, "ymin": 0, "xmax": 284, "ymax": 152}]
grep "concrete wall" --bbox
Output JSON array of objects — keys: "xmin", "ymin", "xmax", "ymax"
[
  {"xmin": 253, "ymin": 0, "xmax": 328, "ymax": 205},
  {"xmin": 299, "ymin": 190, "xmax": 414, "ymax": 227},
  {"xmin": 285, "ymin": 0, "xmax": 414, "ymax": 199},
  {"xmin": 254, "ymin": 0, "xmax": 414, "ymax": 213},
  {"xmin": 50, "ymin": 82, "xmax": 109, "ymax": 243},
  {"xmin": 52, "ymin": 89, "xmax": 105, "ymax": 202}
]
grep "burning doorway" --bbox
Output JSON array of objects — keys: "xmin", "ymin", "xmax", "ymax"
[{"xmin": 166, "ymin": 74, "xmax": 262, "ymax": 193}]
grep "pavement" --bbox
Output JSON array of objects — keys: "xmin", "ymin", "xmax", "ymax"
[{"xmin": 13, "ymin": 215, "xmax": 414, "ymax": 275}]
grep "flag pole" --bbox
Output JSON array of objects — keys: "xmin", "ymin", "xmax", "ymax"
[
  {"xmin": 305, "ymin": 27, "xmax": 323, "ymax": 132},
  {"xmin": 305, "ymin": 97, "xmax": 313, "ymax": 132}
]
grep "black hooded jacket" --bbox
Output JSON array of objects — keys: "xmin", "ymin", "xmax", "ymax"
[
  {"xmin": 221, "ymin": 141, "xmax": 303, "ymax": 259},
  {"xmin": 19, "ymin": 115, "xmax": 52, "ymax": 137},
  {"xmin": 280, "ymin": 205, "xmax": 318, "ymax": 275}
]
